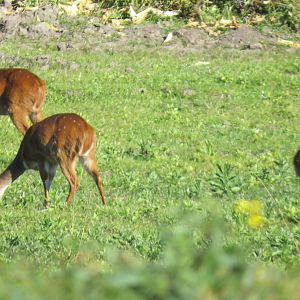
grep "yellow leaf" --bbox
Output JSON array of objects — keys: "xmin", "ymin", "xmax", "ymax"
[
  {"xmin": 188, "ymin": 19, "xmax": 200, "ymax": 27},
  {"xmin": 111, "ymin": 19, "xmax": 129, "ymax": 29},
  {"xmin": 102, "ymin": 9, "xmax": 112, "ymax": 23},
  {"xmin": 79, "ymin": 0, "xmax": 95, "ymax": 12},
  {"xmin": 230, "ymin": 16, "xmax": 240, "ymax": 28},
  {"xmin": 218, "ymin": 18, "xmax": 232, "ymax": 27},
  {"xmin": 278, "ymin": 39, "xmax": 300, "ymax": 48},
  {"xmin": 131, "ymin": 7, "xmax": 178, "ymax": 25},
  {"xmin": 250, "ymin": 15, "xmax": 265, "ymax": 24},
  {"xmin": 59, "ymin": 3, "xmax": 78, "ymax": 17},
  {"xmin": 214, "ymin": 17, "xmax": 239, "ymax": 29}
]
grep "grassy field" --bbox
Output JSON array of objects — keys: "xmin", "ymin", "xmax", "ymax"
[{"xmin": 0, "ymin": 38, "xmax": 299, "ymax": 297}]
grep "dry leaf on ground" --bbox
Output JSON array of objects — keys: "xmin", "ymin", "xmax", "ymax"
[
  {"xmin": 111, "ymin": 18, "xmax": 130, "ymax": 29},
  {"xmin": 59, "ymin": 0, "xmax": 95, "ymax": 17},
  {"xmin": 102, "ymin": 9, "xmax": 112, "ymax": 23},
  {"xmin": 79, "ymin": 0, "xmax": 95, "ymax": 12},
  {"xmin": 59, "ymin": 3, "xmax": 78, "ymax": 17},
  {"xmin": 278, "ymin": 39, "xmax": 300, "ymax": 48},
  {"xmin": 129, "ymin": 6, "xmax": 178, "ymax": 25},
  {"xmin": 250, "ymin": 15, "xmax": 265, "ymax": 24}
]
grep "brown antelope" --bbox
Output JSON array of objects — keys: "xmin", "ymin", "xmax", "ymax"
[
  {"xmin": 0, "ymin": 68, "xmax": 46, "ymax": 134},
  {"xmin": 0, "ymin": 113, "xmax": 106, "ymax": 208},
  {"xmin": 294, "ymin": 149, "xmax": 300, "ymax": 176}
]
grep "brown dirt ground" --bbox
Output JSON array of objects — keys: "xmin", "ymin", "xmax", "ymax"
[{"xmin": 0, "ymin": 5, "xmax": 296, "ymax": 55}]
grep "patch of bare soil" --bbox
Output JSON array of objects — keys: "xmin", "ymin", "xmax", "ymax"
[
  {"xmin": 161, "ymin": 28, "xmax": 215, "ymax": 52},
  {"xmin": 0, "ymin": 5, "xmax": 61, "ymax": 38},
  {"xmin": 88, "ymin": 24, "xmax": 215, "ymax": 52},
  {"xmin": 177, "ymin": 28, "xmax": 210, "ymax": 46},
  {"xmin": 122, "ymin": 23, "xmax": 164, "ymax": 44},
  {"xmin": 86, "ymin": 23, "xmax": 165, "ymax": 51},
  {"xmin": 218, "ymin": 25, "xmax": 274, "ymax": 49},
  {"xmin": 0, "ymin": 5, "xmax": 282, "ymax": 52}
]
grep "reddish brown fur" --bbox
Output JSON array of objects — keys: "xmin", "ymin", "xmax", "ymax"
[
  {"xmin": 0, "ymin": 68, "xmax": 46, "ymax": 134},
  {"xmin": 0, "ymin": 113, "xmax": 106, "ymax": 207}
]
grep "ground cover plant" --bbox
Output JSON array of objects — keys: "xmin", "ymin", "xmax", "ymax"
[
  {"xmin": 0, "ymin": 8, "xmax": 299, "ymax": 297},
  {"xmin": 14, "ymin": 0, "xmax": 300, "ymax": 31}
]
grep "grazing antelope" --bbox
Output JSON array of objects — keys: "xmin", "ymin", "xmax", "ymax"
[
  {"xmin": 0, "ymin": 113, "xmax": 106, "ymax": 208},
  {"xmin": 0, "ymin": 68, "xmax": 46, "ymax": 134},
  {"xmin": 294, "ymin": 149, "xmax": 300, "ymax": 176}
]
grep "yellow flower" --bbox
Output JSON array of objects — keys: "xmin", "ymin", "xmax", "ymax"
[
  {"xmin": 235, "ymin": 199, "xmax": 263, "ymax": 215},
  {"xmin": 248, "ymin": 200, "xmax": 263, "ymax": 215},
  {"xmin": 235, "ymin": 199, "xmax": 265, "ymax": 229},
  {"xmin": 248, "ymin": 214, "xmax": 265, "ymax": 229},
  {"xmin": 235, "ymin": 200, "xmax": 251, "ymax": 214}
]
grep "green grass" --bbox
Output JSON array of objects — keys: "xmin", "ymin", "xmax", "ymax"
[{"xmin": 0, "ymin": 38, "xmax": 299, "ymax": 297}]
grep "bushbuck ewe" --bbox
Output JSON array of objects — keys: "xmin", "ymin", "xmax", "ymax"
[
  {"xmin": 0, "ymin": 113, "xmax": 106, "ymax": 208},
  {"xmin": 0, "ymin": 68, "xmax": 46, "ymax": 134}
]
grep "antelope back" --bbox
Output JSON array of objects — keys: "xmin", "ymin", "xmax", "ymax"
[
  {"xmin": 0, "ymin": 68, "xmax": 45, "ymax": 110},
  {"xmin": 20, "ymin": 114, "xmax": 97, "ymax": 161}
]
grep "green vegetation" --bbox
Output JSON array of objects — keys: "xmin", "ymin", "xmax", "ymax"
[
  {"xmin": 0, "ymin": 38, "xmax": 299, "ymax": 298},
  {"xmin": 16, "ymin": 0, "xmax": 300, "ymax": 30}
]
